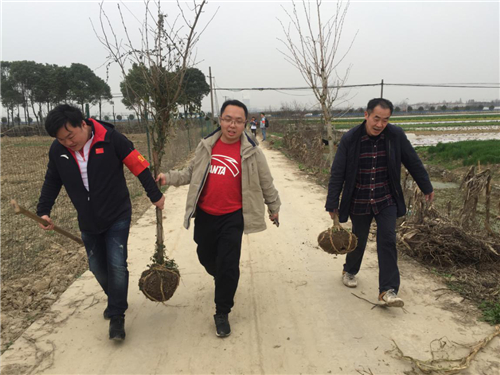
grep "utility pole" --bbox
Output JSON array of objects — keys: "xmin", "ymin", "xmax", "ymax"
[
  {"xmin": 209, "ymin": 67, "xmax": 215, "ymax": 124},
  {"xmin": 380, "ymin": 79, "xmax": 384, "ymax": 98}
]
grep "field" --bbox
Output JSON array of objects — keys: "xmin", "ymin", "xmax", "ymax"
[{"xmin": 294, "ymin": 113, "xmax": 500, "ymax": 130}]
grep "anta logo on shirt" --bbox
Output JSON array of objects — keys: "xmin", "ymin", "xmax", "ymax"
[{"xmin": 210, "ymin": 154, "xmax": 240, "ymax": 177}]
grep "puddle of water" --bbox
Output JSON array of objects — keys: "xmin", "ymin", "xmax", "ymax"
[{"xmin": 432, "ymin": 181, "xmax": 459, "ymax": 189}]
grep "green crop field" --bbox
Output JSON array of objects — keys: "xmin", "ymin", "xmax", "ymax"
[{"xmin": 421, "ymin": 140, "xmax": 500, "ymax": 166}]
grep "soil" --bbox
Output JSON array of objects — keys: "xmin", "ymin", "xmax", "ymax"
[
  {"xmin": 138, "ymin": 264, "xmax": 180, "ymax": 302},
  {"xmin": 0, "ymin": 194, "xmax": 152, "ymax": 353}
]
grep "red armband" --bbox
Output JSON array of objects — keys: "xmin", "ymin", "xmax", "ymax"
[{"xmin": 123, "ymin": 149, "xmax": 150, "ymax": 176}]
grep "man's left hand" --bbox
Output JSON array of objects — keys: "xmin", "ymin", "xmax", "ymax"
[
  {"xmin": 425, "ymin": 191, "xmax": 435, "ymax": 203},
  {"xmin": 269, "ymin": 213, "xmax": 279, "ymax": 226},
  {"xmin": 154, "ymin": 195, "xmax": 165, "ymax": 210}
]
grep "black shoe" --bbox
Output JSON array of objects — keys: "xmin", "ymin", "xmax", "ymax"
[
  {"xmin": 214, "ymin": 313, "xmax": 231, "ymax": 338},
  {"xmin": 103, "ymin": 308, "xmax": 111, "ymax": 320},
  {"xmin": 109, "ymin": 315, "xmax": 126, "ymax": 341}
]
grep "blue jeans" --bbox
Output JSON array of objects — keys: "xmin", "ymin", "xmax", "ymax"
[
  {"xmin": 344, "ymin": 205, "xmax": 399, "ymax": 294},
  {"xmin": 261, "ymin": 127, "xmax": 267, "ymax": 141},
  {"xmin": 81, "ymin": 218, "xmax": 131, "ymax": 317}
]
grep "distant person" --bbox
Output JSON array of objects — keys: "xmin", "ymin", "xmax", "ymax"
[
  {"xmin": 156, "ymin": 99, "xmax": 280, "ymax": 338},
  {"xmin": 250, "ymin": 116, "xmax": 258, "ymax": 137},
  {"xmin": 325, "ymin": 98, "xmax": 433, "ymax": 307},
  {"xmin": 37, "ymin": 104, "xmax": 165, "ymax": 341},
  {"xmin": 260, "ymin": 112, "xmax": 267, "ymax": 141}
]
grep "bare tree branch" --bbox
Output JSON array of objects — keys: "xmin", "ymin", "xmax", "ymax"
[
  {"xmin": 278, "ymin": 0, "xmax": 357, "ymax": 162},
  {"xmin": 94, "ymin": 0, "xmax": 211, "ymax": 265}
]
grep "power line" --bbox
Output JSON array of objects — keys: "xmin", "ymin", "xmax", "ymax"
[
  {"xmin": 385, "ymin": 83, "xmax": 500, "ymax": 89},
  {"xmin": 214, "ymin": 83, "xmax": 380, "ymax": 91},
  {"xmin": 110, "ymin": 82, "xmax": 499, "ymax": 99},
  {"xmin": 213, "ymin": 82, "xmax": 500, "ymax": 92}
]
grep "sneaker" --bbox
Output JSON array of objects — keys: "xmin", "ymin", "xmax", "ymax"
[
  {"xmin": 109, "ymin": 315, "xmax": 126, "ymax": 341},
  {"xmin": 103, "ymin": 308, "xmax": 111, "ymax": 320},
  {"xmin": 379, "ymin": 289, "xmax": 404, "ymax": 307},
  {"xmin": 342, "ymin": 271, "xmax": 358, "ymax": 288},
  {"xmin": 214, "ymin": 313, "xmax": 231, "ymax": 338}
]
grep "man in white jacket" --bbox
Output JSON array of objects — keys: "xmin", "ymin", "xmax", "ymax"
[{"xmin": 157, "ymin": 100, "xmax": 280, "ymax": 337}]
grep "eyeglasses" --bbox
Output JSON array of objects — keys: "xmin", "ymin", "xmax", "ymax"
[{"xmin": 220, "ymin": 117, "xmax": 247, "ymax": 126}]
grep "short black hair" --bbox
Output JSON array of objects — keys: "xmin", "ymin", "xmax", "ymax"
[
  {"xmin": 366, "ymin": 98, "xmax": 394, "ymax": 115},
  {"xmin": 220, "ymin": 100, "xmax": 248, "ymax": 119},
  {"xmin": 45, "ymin": 104, "xmax": 85, "ymax": 137},
  {"xmin": 260, "ymin": 112, "xmax": 265, "ymax": 116}
]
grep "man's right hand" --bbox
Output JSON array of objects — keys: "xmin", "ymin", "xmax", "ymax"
[
  {"xmin": 39, "ymin": 215, "xmax": 55, "ymax": 231},
  {"xmin": 153, "ymin": 195, "xmax": 165, "ymax": 210},
  {"xmin": 328, "ymin": 209, "xmax": 339, "ymax": 220},
  {"xmin": 156, "ymin": 173, "xmax": 167, "ymax": 186}
]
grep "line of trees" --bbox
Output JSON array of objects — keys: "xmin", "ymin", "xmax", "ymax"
[
  {"xmin": 1, "ymin": 60, "xmax": 211, "ymax": 127},
  {"xmin": 1, "ymin": 61, "xmax": 112, "ymax": 126}
]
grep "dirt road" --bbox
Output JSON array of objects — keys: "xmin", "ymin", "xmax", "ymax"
[{"xmin": 2, "ymin": 142, "xmax": 499, "ymax": 375}]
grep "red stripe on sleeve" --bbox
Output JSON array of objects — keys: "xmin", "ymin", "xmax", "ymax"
[{"xmin": 123, "ymin": 149, "xmax": 150, "ymax": 176}]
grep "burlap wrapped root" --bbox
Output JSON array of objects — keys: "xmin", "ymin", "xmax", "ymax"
[
  {"xmin": 318, "ymin": 213, "xmax": 358, "ymax": 255},
  {"xmin": 139, "ymin": 261, "xmax": 180, "ymax": 302}
]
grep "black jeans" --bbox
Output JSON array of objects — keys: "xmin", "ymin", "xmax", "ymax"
[
  {"xmin": 81, "ymin": 218, "xmax": 131, "ymax": 317},
  {"xmin": 343, "ymin": 205, "xmax": 400, "ymax": 294},
  {"xmin": 194, "ymin": 207, "xmax": 244, "ymax": 314}
]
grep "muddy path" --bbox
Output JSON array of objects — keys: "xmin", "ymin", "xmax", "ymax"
[{"xmin": 1, "ymin": 141, "xmax": 499, "ymax": 375}]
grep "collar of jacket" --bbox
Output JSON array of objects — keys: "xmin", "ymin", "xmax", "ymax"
[
  {"xmin": 85, "ymin": 118, "xmax": 115, "ymax": 145},
  {"xmin": 201, "ymin": 128, "xmax": 258, "ymax": 159},
  {"xmin": 352, "ymin": 120, "xmax": 395, "ymax": 141}
]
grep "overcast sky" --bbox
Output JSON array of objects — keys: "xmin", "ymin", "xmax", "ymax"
[{"xmin": 1, "ymin": 0, "xmax": 499, "ymax": 117}]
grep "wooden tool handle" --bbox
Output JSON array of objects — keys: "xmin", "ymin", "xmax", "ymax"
[{"xmin": 11, "ymin": 199, "xmax": 84, "ymax": 246}]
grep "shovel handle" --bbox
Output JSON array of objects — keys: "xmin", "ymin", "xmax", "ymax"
[{"xmin": 11, "ymin": 199, "xmax": 84, "ymax": 245}]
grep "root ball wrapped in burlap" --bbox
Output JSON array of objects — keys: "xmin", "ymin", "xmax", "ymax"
[
  {"xmin": 318, "ymin": 214, "xmax": 358, "ymax": 255},
  {"xmin": 139, "ymin": 263, "xmax": 180, "ymax": 302}
]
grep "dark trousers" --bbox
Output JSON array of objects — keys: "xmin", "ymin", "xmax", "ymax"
[
  {"xmin": 343, "ymin": 205, "xmax": 400, "ymax": 294},
  {"xmin": 81, "ymin": 218, "xmax": 131, "ymax": 317},
  {"xmin": 194, "ymin": 207, "xmax": 244, "ymax": 315}
]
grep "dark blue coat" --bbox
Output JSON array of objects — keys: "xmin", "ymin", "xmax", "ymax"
[
  {"xmin": 37, "ymin": 120, "xmax": 162, "ymax": 233},
  {"xmin": 325, "ymin": 122, "xmax": 433, "ymax": 222}
]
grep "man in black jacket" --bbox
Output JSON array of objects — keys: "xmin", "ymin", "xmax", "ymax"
[
  {"xmin": 37, "ymin": 104, "xmax": 165, "ymax": 340},
  {"xmin": 325, "ymin": 98, "xmax": 433, "ymax": 307}
]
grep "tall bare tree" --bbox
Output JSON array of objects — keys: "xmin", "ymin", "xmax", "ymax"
[
  {"xmin": 278, "ymin": 0, "xmax": 356, "ymax": 161},
  {"xmin": 94, "ymin": 0, "xmax": 211, "ymax": 265}
]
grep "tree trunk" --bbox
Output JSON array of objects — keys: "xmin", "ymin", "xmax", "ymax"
[
  {"xmin": 30, "ymin": 99, "xmax": 40, "ymax": 126},
  {"xmin": 152, "ymin": 148, "xmax": 165, "ymax": 265},
  {"xmin": 321, "ymin": 103, "xmax": 335, "ymax": 163},
  {"xmin": 23, "ymin": 102, "xmax": 28, "ymax": 126},
  {"xmin": 38, "ymin": 103, "xmax": 44, "ymax": 127}
]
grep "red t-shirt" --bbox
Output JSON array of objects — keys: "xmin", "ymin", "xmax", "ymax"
[{"xmin": 197, "ymin": 139, "xmax": 242, "ymax": 215}]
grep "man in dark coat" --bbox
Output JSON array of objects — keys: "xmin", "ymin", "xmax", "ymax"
[
  {"xmin": 37, "ymin": 104, "xmax": 165, "ymax": 340},
  {"xmin": 325, "ymin": 98, "xmax": 434, "ymax": 307}
]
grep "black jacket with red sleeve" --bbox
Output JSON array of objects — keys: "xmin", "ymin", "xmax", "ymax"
[{"xmin": 37, "ymin": 119, "xmax": 162, "ymax": 234}]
